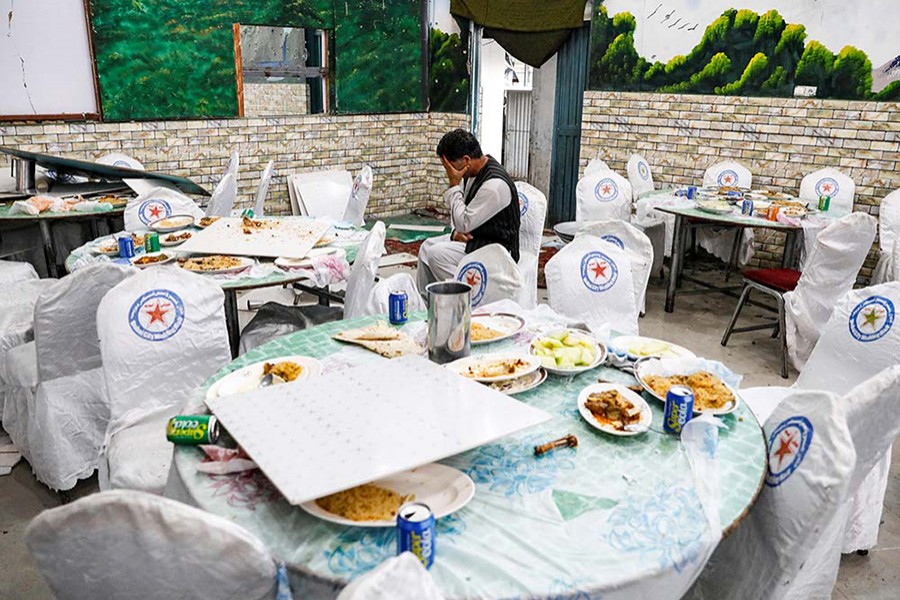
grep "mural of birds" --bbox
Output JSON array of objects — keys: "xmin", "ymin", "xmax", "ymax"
[
  {"xmin": 669, "ymin": 18, "xmax": 682, "ymax": 29},
  {"xmin": 648, "ymin": 3, "xmax": 662, "ymax": 19}
]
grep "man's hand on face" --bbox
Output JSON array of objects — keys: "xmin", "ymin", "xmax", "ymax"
[
  {"xmin": 441, "ymin": 155, "xmax": 468, "ymax": 188},
  {"xmin": 451, "ymin": 230, "xmax": 473, "ymax": 243}
]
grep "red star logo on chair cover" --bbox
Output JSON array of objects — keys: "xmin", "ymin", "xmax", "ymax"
[
  {"xmin": 820, "ymin": 182, "xmax": 832, "ymax": 193},
  {"xmin": 589, "ymin": 260, "xmax": 608, "ymax": 281},
  {"xmin": 144, "ymin": 301, "xmax": 170, "ymax": 327},
  {"xmin": 722, "ymin": 175, "xmax": 734, "ymax": 185},
  {"xmin": 465, "ymin": 270, "xmax": 481, "ymax": 288},
  {"xmin": 601, "ymin": 184, "xmax": 612, "ymax": 195},
  {"xmin": 148, "ymin": 204, "xmax": 163, "ymax": 219},
  {"xmin": 773, "ymin": 430, "xmax": 798, "ymax": 468}
]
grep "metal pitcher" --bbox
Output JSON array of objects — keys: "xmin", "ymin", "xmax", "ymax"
[{"xmin": 426, "ymin": 281, "xmax": 472, "ymax": 364}]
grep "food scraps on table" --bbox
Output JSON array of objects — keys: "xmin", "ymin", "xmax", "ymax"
[
  {"xmin": 315, "ymin": 484, "xmax": 414, "ymax": 522},
  {"xmin": 462, "ymin": 357, "xmax": 530, "ymax": 379},
  {"xmin": 241, "ymin": 216, "xmax": 277, "ymax": 235},
  {"xmin": 533, "ymin": 434, "xmax": 577, "ymax": 457},
  {"xmin": 584, "ymin": 390, "xmax": 641, "ymax": 431},
  {"xmin": 199, "ymin": 216, "xmax": 220, "ymax": 227},
  {"xmin": 531, "ymin": 331, "xmax": 597, "ymax": 370},
  {"xmin": 182, "ymin": 255, "xmax": 244, "ymax": 272},
  {"xmin": 262, "ymin": 361, "xmax": 303, "ymax": 383},
  {"xmin": 643, "ymin": 371, "xmax": 734, "ymax": 411},
  {"xmin": 132, "ymin": 253, "xmax": 170, "ymax": 266}
]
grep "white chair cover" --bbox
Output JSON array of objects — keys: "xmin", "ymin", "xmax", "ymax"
[
  {"xmin": 225, "ymin": 148, "xmax": 240, "ymax": 181},
  {"xmin": 688, "ymin": 390, "xmax": 856, "ymax": 600},
  {"xmin": 454, "ymin": 244, "xmax": 523, "ymax": 309},
  {"xmin": 584, "ymin": 158, "xmax": 609, "ymax": 177},
  {"xmin": 784, "ymin": 212, "xmax": 877, "ymax": 370},
  {"xmin": 338, "ymin": 553, "xmax": 444, "ymax": 600},
  {"xmin": 798, "ymin": 167, "xmax": 856, "ymax": 217},
  {"xmin": 0, "ymin": 259, "xmax": 38, "ymax": 284},
  {"xmin": 702, "ymin": 160, "xmax": 753, "ymax": 189},
  {"xmin": 545, "ymin": 236, "xmax": 638, "ymax": 335},
  {"xmin": 344, "ymin": 222, "xmax": 386, "ymax": 320},
  {"xmin": 123, "ymin": 187, "xmax": 205, "ymax": 231},
  {"xmin": 364, "ymin": 273, "xmax": 426, "ymax": 317},
  {"xmin": 576, "ymin": 220, "xmax": 653, "ymax": 315},
  {"xmin": 253, "ymin": 160, "xmax": 275, "ymax": 217},
  {"xmin": 291, "ymin": 170, "xmax": 353, "ymax": 219},
  {"xmin": 26, "ymin": 490, "xmax": 278, "ymax": 600},
  {"xmin": 97, "ymin": 267, "xmax": 230, "ymax": 493},
  {"xmin": 342, "ymin": 165, "xmax": 373, "ymax": 227},
  {"xmin": 872, "ymin": 189, "xmax": 900, "ymax": 284},
  {"xmin": 205, "ymin": 173, "xmax": 237, "ymax": 217},
  {"xmin": 97, "ymin": 153, "xmax": 160, "ymax": 196},
  {"xmin": 514, "ymin": 181, "xmax": 548, "ymax": 309},
  {"xmin": 626, "ymin": 154, "xmax": 655, "ymax": 199},
  {"xmin": 575, "ymin": 169, "xmax": 633, "ymax": 223}
]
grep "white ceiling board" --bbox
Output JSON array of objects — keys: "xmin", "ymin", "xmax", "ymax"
[{"xmin": 177, "ymin": 216, "xmax": 331, "ymax": 259}]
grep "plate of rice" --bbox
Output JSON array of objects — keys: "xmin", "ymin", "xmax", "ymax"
[
  {"xmin": 206, "ymin": 355, "xmax": 322, "ymax": 399},
  {"xmin": 634, "ymin": 357, "xmax": 741, "ymax": 415}
]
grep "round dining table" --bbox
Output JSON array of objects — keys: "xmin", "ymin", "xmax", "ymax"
[{"xmin": 167, "ymin": 310, "xmax": 768, "ymax": 599}]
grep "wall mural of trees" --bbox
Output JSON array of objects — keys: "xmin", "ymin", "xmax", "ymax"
[
  {"xmin": 588, "ymin": 2, "xmax": 899, "ymax": 101},
  {"xmin": 429, "ymin": 27, "xmax": 469, "ymax": 113}
]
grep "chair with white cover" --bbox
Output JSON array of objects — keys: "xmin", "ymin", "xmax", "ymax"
[
  {"xmin": 544, "ymin": 235, "xmax": 638, "ymax": 335},
  {"xmin": 123, "ymin": 187, "xmax": 205, "ymax": 231},
  {"xmin": 626, "ymin": 154, "xmax": 655, "ymax": 199},
  {"xmin": 204, "ymin": 173, "xmax": 237, "ymax": 217},
  {"xmin": 872, "ymin": 189, "xmax": 900, "ymax": 284},
  {"xmin": 337, "ymin": 552, "xmax": 444, "ymax": 600},
  {"xmin": 702, "ymin": 160, "xmax": 752, "ymax": 189},
  {"xmin": 583, "ymin": 158, "xmax": 610, "ymax": 177},
  {"xmin": 0, "ymin": 259, "xmax": 38, "ymax": 284},
  {"xmin": 575, "ymin": 169, "xmax": 633, "ymax": 223},
  {"xmin": 697, "ymin": 161, "xmax": 755, "ymax": 266},
  {"xmin": 576, "ymin": 220, "xmax": 653, "ymax": 314},
  {"xmin": 289, "ymin": 170, "xmax": 354, "ymax": 219},
  {"xmin": 224, "ymin": 148, "xmax": 239, "ymax": 181},
  {"xmin": 799, "ymin": 167, "xmax": 856, "ymax": 217},
  {"xmin": 344, "ymin": 221, "xmax": 387, "ymax": 319},
  {"xmin": 687, "ymin": 389, "xmax": 856, "ymax": 600},
  {"xmin": 97, "ymin": 267, "xmax": 230, "ymax": 494},
  {"xmin": 514, "ymin": 181, "xmax": 548, "ymax": 308},
  {"xmin": 455, "ymin": 244, "xmax": 523, "ymax": 309},
  {"xmin": 342, "ymin": 165, "xmax": 374, "ymax": 227},
  {"xmin": 2, "ymin": 264, "xmax": 133, "ymax": 490},
  {"xmin": 26, "ymin": 490, "xmax": 284, "ymax": 600},
  {"xmin": 253, "ymin": 160, "xmax": 275, "ymax": 217}
]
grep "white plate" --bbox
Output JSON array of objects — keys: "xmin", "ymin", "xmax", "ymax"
[
  {"xmin": 181, "ymin": 256, "xmax": 255, "ymax": 275},
  {"xmin": 446, "ymin": 352, "xmax": 541, "ymax": 383},
  {"xmin": 149, "ymin": 214, "xmax": 195, "ymax": 233},
  {"xmin": 608, "ymin": 335, "xmax": 696, "ymax": 361},
  {"xmin": 299, "ymin": 463, "xmax": 475, "ymax": 528},
  {"xmin": 529, "ymin": 329, "xmax": 607, "ymax": 376},
  {"xmin": 696, "ymin": 201, "xmax": 733, "ymax": 215},
  {"xmin": 633, "ymin": 358, "xmax": 741, "ymax": 416},
  {"xmin": 206, "ymin": 355, "xmax": 323, "ymax": 399},
  {"xmin": 578, "ymin": 383, "xmax": 652, "ymax": 436},
  {"xmin": 92, "ymin": 239, "xmax": 121, "ymax": 256},
  {"xmin": 485, "ymin": 367, "xmax": 547, "ymax": 395},
  {"xmin": 130, "ymin": 252, "xmax": 176, "ymax": 269},
  {"xmin": 274, "ymin": 247, "xmax": 345, "ymax": 270},
  {"xmin": 471, "ymin": 312, "xmax": 526, "ymax": 346},
  {"xmin": 160, "ymin": 232, "xmax": 194, "ymax": 247}
]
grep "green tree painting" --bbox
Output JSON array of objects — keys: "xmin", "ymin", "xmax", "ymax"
[
  {"xmin": 429, "ymin": 27, "xmax": 469, "ymax": 113},
  {"xmin": 587, "ymin": 3, "xmax": 896, "ymax": 101}
]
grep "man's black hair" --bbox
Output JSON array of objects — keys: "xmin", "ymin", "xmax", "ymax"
[{"xmin": 436, "ymin": 129, "xmax": 483, "ymax": 161}]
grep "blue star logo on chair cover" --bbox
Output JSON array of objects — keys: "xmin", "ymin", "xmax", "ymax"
[
  {"xmin": 138, "ymin": 198, "xmax": 172, "ymax": 225},
  {"xmin": 128, "ymin": 289, "xmax": 186, "ymax": 342},
  {"xmin": 638, "ymin": 161, "xmax": 650, "ymax": 180},
  {"xmin": 594, "ymin": 178, "xmax": 619, "ymax": 203},
  {"xmin": 815, "ymin": 177, "xmax": 840, "ymax": 198},
  {"xmin": 457, "ymin": 262, "xmax": 488, "ymax": 306},
  {"xmin": 765, "ymin": 416, "xmax": 814, "ymax": 487},
  {"xmin": 717, "ymin": 169, "xmax": 739, "ymax": 187},
  {"xmin": 601, "ymin": 234, "xmax": 625, "ymax": 250},
  {"xmin": 580, "ymin": 251, "xmax": 618, "ymax": 293},
  {"xmin": 518, "ymin": 191, "xmax": 529, "ymax": 216},
  {"xmin": 848, "ymin": 295, "xmax": 894, "ymax": 343}
]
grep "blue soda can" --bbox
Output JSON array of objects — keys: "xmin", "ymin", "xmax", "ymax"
[
  {"xmin": 686, "ymin": 186, "xmax": 697, "ymax": 200},
  {"xmin": 118, "ymin": 236, "xmax": 135, "ymax": 258},
  {"xmin": 741, "ymin": 198, "xmax": 754, "ymax": 216},
  {"xmin": 397, "ymin": 502, "xmax": 435, "ymax": 570},
  {"xmin": 663, "ymin": 385, "xmax": 695, "ymax": 435},
  {"xmin": 388, "ymin": 290, "xmax": 409, "ymax": 325}
]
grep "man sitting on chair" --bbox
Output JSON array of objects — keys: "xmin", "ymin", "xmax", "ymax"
[{"xmin": 417, "ymin": 129, "xmax": 520, "ymax": 290}]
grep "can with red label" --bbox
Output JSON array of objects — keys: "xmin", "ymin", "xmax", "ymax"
[
  {"xmin": 397, "ymin": 502, "xmax": 435, "ymax": 569},
  {"xmin": 766, "ymin": 204, "xmax": 780, "ymax": 221}
]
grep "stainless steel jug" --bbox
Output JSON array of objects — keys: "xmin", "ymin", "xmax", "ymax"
[{"xmin": 426, "ymin": 281, "xmax": 471, "ymax": 364}]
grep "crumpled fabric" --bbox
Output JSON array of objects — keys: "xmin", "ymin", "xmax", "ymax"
[
  {"xmin": 364, "ymin": 273, "xmax": 425, "ymax": 317},
  {"xmin": 872, "ymin": 189, "xmax": 900, "ymax": 284},
  {"xmin": 196, "ymin": 444, "xmax": 257, "ymax": 475},
  {"xmin": 280, "ymin": 253, "xmax": 350, "ymax": 288},
  {"xmin": 342, "ymin": 165, "xmax": 373, "ymax": 227},
  {"xmin": 206, "ymin": 173, "xmax": 238, "ymax": 217},
  {"xmin": 344, "ymin": 222, "xmax": 386, "ymax": 319}
]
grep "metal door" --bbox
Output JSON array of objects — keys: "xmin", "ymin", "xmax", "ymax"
[{"xmin": 503, "ymin": 90, "xmax": 532, "ymax": 179}]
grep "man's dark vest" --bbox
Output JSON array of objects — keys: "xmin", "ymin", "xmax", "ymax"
[{"xmin": 463, "ymin": 156, "xmax": 520, "ymax": 261}]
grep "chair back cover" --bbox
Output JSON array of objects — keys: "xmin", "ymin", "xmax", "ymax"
[
  {"xmin": 97, "ymin": 153, "xmax": 144, "ymax": 171},
  {"xmin": 344, "ymin": 222, "xmax": 386, "ymax": 320},
  {"xmin": 702, "ymin": 161, "xmax": 752, "ymax": 189},
  {"xmin": 205, "ymin": 173, "xmax": 237, "ymax": 217},
  {"xmin": 545, "ymin": 235, "xmax": 638, "ymax": 335},
  {"xmin": 225, "ymin": 148, "xmax": 239, "ymax": 181},
  {"xmin": 627, "ymin": 154, "xmax": 655, "ymax": 198},
  {"xmin": 343, "ymin": 165, "xmax": 374, "ymax": 227},
  {"xmin": 97, "ymin": 266, "xmax": 230, "ymax": 427},
  {"xmin": 337, "ymin": 553, "xmax": 444, "ymax": 600},
  {"xmin": 253, "ymin": 160, "xmax": 275, "ymax": 217},
  {"xmin": 514, "ymin": 181, "xmax": 548, "ymax": 308},
  {"xmin": 34, "ymin": 263, "xmax": 133, "ymax": 381},
  {"xmin": 365, "ymin": 273, "xmax": 425, "ymax": 317},
  {"xmin": 291, "ymin": 170, "xmax": 353, "ymax": 219},
  {"xmin": 584, "ymin": 158, "xmax": 610, "ymax": 177},
  {"xmin": 799, "ymin": 167, "xmax": 856, "ymax": 216},
  {"xmin": 124, "ymin": 187, "xmax": 205, "ymax": 231},
  {"xmin": 25, "ymin": 490, "xmax": 277, "ymax": 600},
  {"xmin": 455, "ymin": 244, "xmax": 523, "ymax": 309},
  {"xmin": 575, "ymin": 169, "xmax": 633, "ymax": 223},
  {"xmin": 784, "ymin": 212, "xmax": 877, "ymax": 369},
  {"xmin": 0, "ymin": 259, "xmax": 38, "ymax": 284},
  {"xmin": 576, "ymin": 220, "xmax": 653, "ymax": 314},
  {"xmin": 873, "ymin": 189, "xmax": 900, "ymax": 283}
]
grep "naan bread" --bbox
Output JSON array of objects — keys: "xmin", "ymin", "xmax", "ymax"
[{"xmin": 333, "ymin": 323, "xmax": 421, "ymax": 358}]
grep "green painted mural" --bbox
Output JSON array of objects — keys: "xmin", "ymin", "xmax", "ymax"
[
  {"xmin": 89, "ymin": 0, "xmax": 425, "ymax": 121},
  {"xmin": 429, "ymin": 27, "xmax": 469, "ymax": 113}
]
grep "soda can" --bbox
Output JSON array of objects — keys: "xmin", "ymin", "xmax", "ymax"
[
  {"xmin": 766, "ymin": 204, "xmax": 780, "ymax": 221},
  {"xmin": 663, "ymin": 385, "xmax": 694, "ymax": 435},
  {"xmin": 389, "ymin": 290, "xmax": 409, "ymax": 325},
  {"xmin": 686, "ymin": 186, "xmax": 697, "ymax": 200},
  {"xmin": 144, "ymin": 232, "xmax": 160, "ymax": 253},
  {"xmin": 818, "ymin": 195, "xmax": 831, "ymax": 212},
  {"xmin": 397, "ymin": 502, "xmax": 435, "ymax": 570},
  {"xmin": 166, "ymin": 415, "xmax": 220, "ymax": 445},
  {"xmin": 741, "ymin": 198, "xmax": 754, "ymax": 216},
  {"xmin": 117, "ymin": 236, "xmax": 135, "ymax": 259}
]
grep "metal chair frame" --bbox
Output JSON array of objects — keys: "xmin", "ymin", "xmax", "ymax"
[{"xmin": 721, "ymin": 278, "xmax": 790, "ymax": 378}]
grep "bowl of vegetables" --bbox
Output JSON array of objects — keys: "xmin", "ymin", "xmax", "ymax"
[{"xmin": 529, "ymin": 329, "xmax": 607, "ymax": 376}]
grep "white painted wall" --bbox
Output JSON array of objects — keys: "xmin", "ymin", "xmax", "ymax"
[
  {"xmin": 528, "ymin": 55, "xmax": 558, "ymax": 197},
  {"xmin": 478, "ymin": 39, "xmax": 508, "ymax": 159}
]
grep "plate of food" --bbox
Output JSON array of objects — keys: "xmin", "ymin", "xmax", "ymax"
[
  {"xmin": 95, "ymin": 195, "xmax": 129, "ymax": 207},
  {"xmin": 577, "ymin": 383, "xmax": 652, "ymax": 436},
  {"xmin": 529, "ymin": 329, "xmax": 606, "ymax": 376},
  {"xmin": 131, "ymin": 252, "xmax": 175, "ymax": 269},
  {"xmin": 92, "ymin": 237, "xmax": 122, "ymax": 256},
  {"xmin": 149, "ymin": 214, "xmax": 195, "ymax": 233},
  {"xmin": 446, "ymin": 352, "xmax": 541, "ymax": 383},
  {"xmin": 198, "ymin": 216, "xmax": 220, "ymax": 228},
  {"xmin": 300, "ymin": 463, "xmax": 475, "ymax": 528},
  {"xmin": 470, "ymin": 313, "xmax": 526, "ymax": 346},
  {"xmin": 206, "ymin": 355, "xmax": 323, "ymax": 399},
  {"xmin": 485, "ymin": 367, "xmax": 547, "ymax": 395},
  {"xmin": 779, "ymin": 205, "xmax": 808, "ymax": 218},
  {"xmin": 697, "ymin": 200, "xmax": 734, "ymax": 215},
  {"xmin": 608, "ymin": 336, "xmax": 695, "ymax": 361},
  {"xmin": 634, "ymin": 357, "xmax": 741, "ymax": 415},
  {"xmin": 274, "ymin": 247, "xmax": 345, "ymax": 270},
  {"xmin": 181, "ymin": 255, "xmax": 255, "ymax": 275},
  {"xmin": 160, "ymin": 231, "xmax": 193, "ymax": 247},
  {"xmin": 333, "ymin": 322, "xmax": 422, "ymax": 359}
]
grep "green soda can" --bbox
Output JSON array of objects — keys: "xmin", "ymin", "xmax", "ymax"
[
  {"xmin": 144, "ymin": 232, "xmax": 160, "ymax": 253},
  {"xmin": 241, "ymin": 208, "xmax": 255, "ymax": 218},
  {"xmin": 818, "ymin": 195, "xmax": 831, "ymax": 212},
  {"xmin": 166, "ymin": 415, "xmax": 219, "ymax": 445}
]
